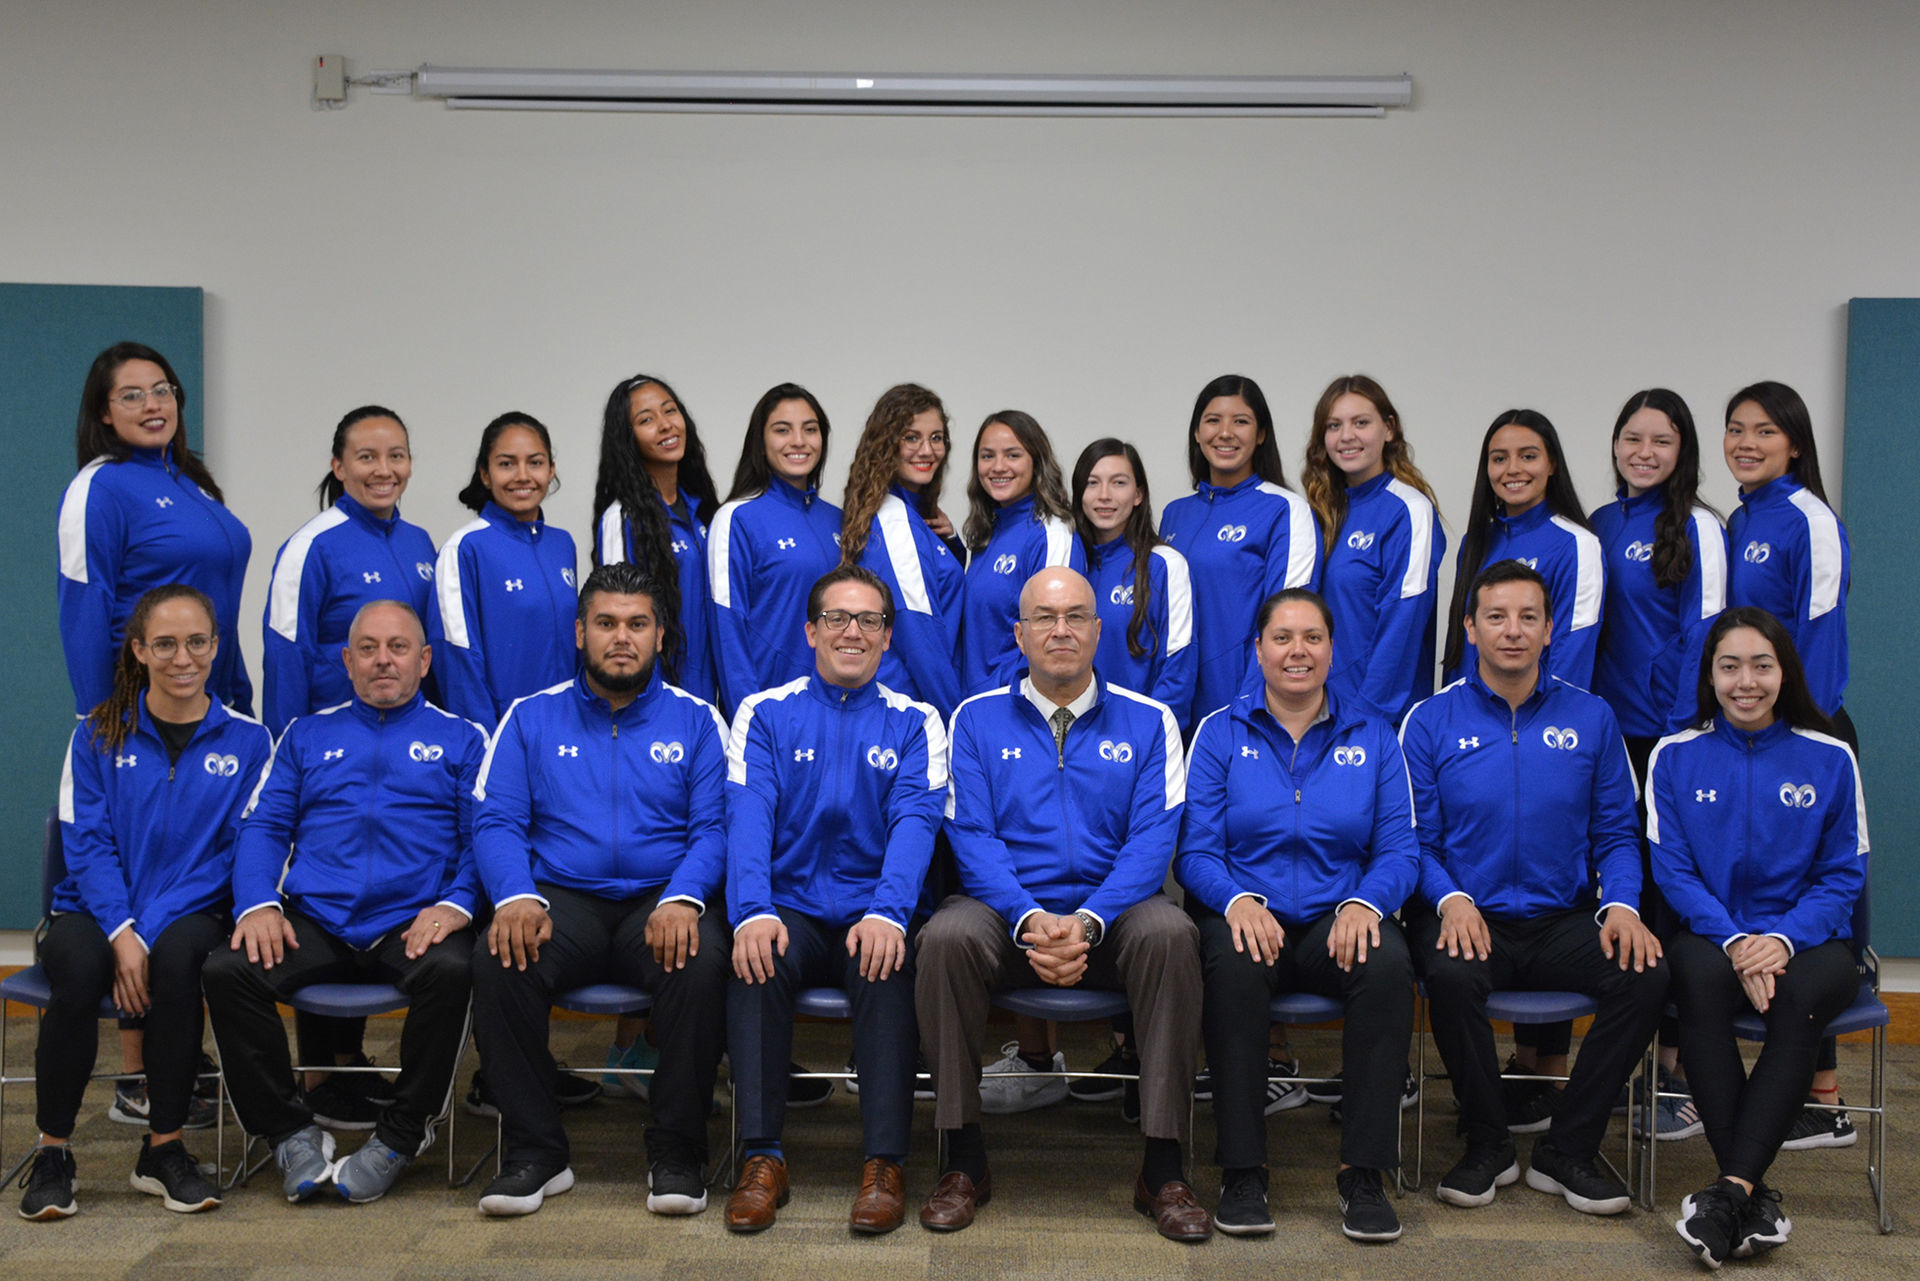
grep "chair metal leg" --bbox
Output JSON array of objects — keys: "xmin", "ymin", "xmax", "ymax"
[
  {"xmin": 1411, "ymin": 993, "xmax": 1426, "ymax": 1192},
  {"xmin": 1871, "ymin": 1023, "xmax": 1890, "ymax": 1233}
]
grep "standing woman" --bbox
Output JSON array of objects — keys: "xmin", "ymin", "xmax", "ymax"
[
  {"xmin": 1650, "ymin": 608, "xmax": 1865, "ymax": 1267},
  {"xmin": 708, "ymin": 384, "xmax": 844, "ymax": 713},
  {"xmin": 1072, "ymin": 438, "xmax": 1195, "ymax": 726},
  {"xmin": 59, "ymin": 342, "xmax": 253, "ymax": 716},
  {"xmin": 261, "ymin": 406, "xmax": 438, "ymax": 735},
  {"xmin": 430, "ymin": 412, "xmax": 580, "ymax": 728},
  {"xmin": 1299, "ymin": 375, "xmax": 1446, "ymax": 726},
  {"xmin": 1442, "ymin": 410, "xmax": 1603, "ymax": 688},
  {"xmin": 20, "ymin": 585, "xmax": 272, "ymax": 1220},
  {"xmin": 592, "ymin": 374, "xmax": 722, "ymax": 704},
  {"xmin": 1159, "ymin": 375, "xmax": 1321, "ymax": 723},
  {"xmin": 959, "ymin": 410, "xmax": 1083, "ymax": 696},
  {"xmin": 839, "ymin": 383, "xmax": 965, "ymax": 718}
]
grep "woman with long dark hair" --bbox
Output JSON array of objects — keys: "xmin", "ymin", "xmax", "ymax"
[
  {"xmin": 591, "ymin": 374, "xmax": 722, "ymax": 704},
  {"xmin": 1651, "ymin": 607, "xmax": 1865, "ymax": 1267},
  {"xmin": 1071, "ymin": 439, "xmax": 1195, "ymax": 726},
  {"xmin": 1159, "ymin": 375, "xmax": 1322, "ymax": 723},
  {"xmin": 58, "ymin": 342, "xmax": 253, "ymax": 715},
  {"xmin": 430, "ymin": 412, "xmax": 579, "ymax": 727},
  {"xmin": 261, "ymin": 406, "xmax": 438, "ymax": 735},
  {"xmin": 1299, "ymin": 375, "xmax": 1445, "ymax": 726},
  {"xmin": 959, "ymin": 410, "xmax": 1083, "ymax": 696},
  {"xmin": 708, "ymin": 384, "xmax": 844, "ymax": 713},
  {"xmin": 19, "ymin": 585, "xmax": 271, "ymax": 1221}
]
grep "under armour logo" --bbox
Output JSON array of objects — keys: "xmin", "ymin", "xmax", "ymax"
[
  {"xmin": 777, "ymin": 538, "xmax": 797, "ymax": 550},
  {"xmin": 1695, "ymin": 789, "xmax": 1718, "ymax": 802},
  {"xmin": 1216, "ymin": 525, "xmax": 1248, "ymax": 543},
  {"xmin": 1458, "ymin": 737, "xmax": 1480, "ymax": 750},
  {"xmin": 154, "ymin": 496, "xmax": 173, "ymax": 508},
  {"xmin": 1001, "ymin": 747, "xmax": 1022, "ymax": 759},
  {"xmin": 650, "ymin": 741, "xmax": 685, "ymax": 763},
  {"xmin": 1542, "ymin": 726, "xmax": 1579, "ymax": 750},
  {"xmin": 672, "ymin": 539, "xmax": 691, "ymax": 554},
  {"xmin": 561, "ymin": 568, "xmax": 576, "ymax": 588},
  {"xmin": 362, "ymin": 571, "xmax": 381, "ymax": 583},
  {"xmin": 794, "ymin": 748, "xmax": 816, "ymax": 762},
  {"xmin": 1098, "ymin": 740, "xmax": 1134, "ymax": 763},
  {"xmin": 416, "ymin": 561, "xmax": 434, "ymax": 580},
  {"xmin": 1744, "ymin": 541, "xmax": 1772, "ymax": 564},
  {"xmin": 866, "ymin": 746, "xmax": 899, "ymax": 771},
  {"xmin": 408, "ymin": 741, "xmax": 444, "ymax": 762},
  {"xmin": 1110, "ymin": 584, "xmax": 1133, "ymax": 606},
  {"xmin": 202, "ymin": 752, "xmax": 240, "ymax": 777},
  {"xmin": 1624, "ymin": 541, "xmax": 1654, "ymax": 562},
  {"xmin": 323, "ymin": 749, "xmax": 345, "ymax": 761},
  {"xmin": 557, "ymin": 745, "xmax": 578, "ymax": 757},
  {"xmin": 1240, "ymin": 745, "xmax": 1260, "ymax": 759},
  {"xmin": 993, "ymin": 553, "xmax": 1018, "ymax": 574},
  {"xmin": 1333, "ymin": 746, "xmax": 1367, "ymax": 766},
  {"xmin": 1519, "ymin": 557, "xmax": 1539, "ymax": 570},
  {"xmin": 504, "ymin": 579, "xmax": 524, "ymax": 591},
  {"xmin": 114, "ymin": 753, "xmax": 138, "ymax": 768},
  {"xmin": 1346, "ymin": 530, "xmax": 1376, "ymax": 551},
  {"xmin": 1779, "ymin": 782, "xmax": 1817, "ymax": 808}
]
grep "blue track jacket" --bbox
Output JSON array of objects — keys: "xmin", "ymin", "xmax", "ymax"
[
  {"xmin": 945, "ymin": 674, "xmax": 1184, "ymax": 938},
  {"xmin": 473, "ymin": 670, "xmax": 728, "ymax": 911},
  {"xmin": 855, "ymin": 486, "xmax": 966, "ymax": 718},
  {"xmin": 1647, "ymin": 718, "xmax": 1867, "ymax": 955},
  {"xmin": 1590, "ymin": 489, "xmax": 1727, "ymax": 738},
  {"xmin": 1086, "ymin": 541, "xmax": 1196, "ymax": 731},
  {"xmin": 595, "ymin": 494, "xmax": 718, "ymax": 706},
  {"xmin": 232, "ymin": 692, "xmax": 487, "ymax": 948},
  {"xmin": 262, "ymin": 495, "xmax": 438, "ymax": 735},
  {"xmin": 1177, "ymin": 691, "xmax": 1419, "ymax": 924},
  {"xmin": 1323, "ymin": 473, "xmax": 1446, "ymax": 725},
  {"xmin": 58, "ymin": 445, "xmax": 254, "ymax": 715},
  {"xmin": 1451, "ymin": 504, "xmax": 1604, "ymax": 690},
  {"xmin": 1726, "ymin": 476, "xmax": 1851, "ymax": 715},
  {"xmin": 56, "ymin": 700, "xmax": 272, "ymax": 945},
  {"xmin": 960, "ymin": 496, "xmax": 1083, "ymax": 696},
  {"xmin": 429, "ymin": 502, "xmax": 579, "ymax": 729},
  {"xmin": 1400, "ymin": 671, "xmax": 1642, "ymax": 920},
  {"xmin": 1159, "ymin": 476, "xmax": 1321, "ymax": 724},
  {"xmin": 707, "ymin": 481, "xmax": 844, "ymax": 716},
  {"xmin": 725, "ymin": 673, "xmax": 947, "ymax": 932}
]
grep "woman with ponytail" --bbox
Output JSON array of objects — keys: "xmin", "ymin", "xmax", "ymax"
[{"xmin": 20, "ymin": 585, "xmax": 271, "ymax": 1221}]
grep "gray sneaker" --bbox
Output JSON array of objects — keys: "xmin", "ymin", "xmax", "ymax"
[
  {"xmin": 276, "ymin": 1125, "xmax": 336, "ymax": 1203},
  {"xmin": 334, "ymin": 1135, "xmax": 412, "ymax": 1203}
]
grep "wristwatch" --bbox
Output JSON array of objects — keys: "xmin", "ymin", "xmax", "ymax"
[{"xmin": 1073, "ymin": 910, "xmax": 1103, "ymax": 948}]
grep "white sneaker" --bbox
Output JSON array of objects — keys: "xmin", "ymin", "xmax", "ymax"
[{"xmin": 978, "ymin": 1040, "xmax": 1068, "ymax": 1114}]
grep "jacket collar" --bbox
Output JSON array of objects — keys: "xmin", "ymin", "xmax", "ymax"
[
  {"xmin": 1194, "ymin": 473, "xmax": 1264, "ymax": 502},
  {"xmin": 763, "ymin": 477, "xmax": 820, "ymax": 510},
  {"xmin": 1737, "ymin": 474, "xmax": 1803, "ymax": 509},
  {"xmin": 134, "ymin": 693, "xmax": 230, "ymax": 745},
  {"xmin": 482, "ymin": 499, "xmax": 546, "ymax": 540},
  {"xmin": 1494, "ymin": 501, "xmax": 1553, "ymax": 535},
  {"xmin": 1464, "ymin": 665, "xmax": 1552, "ymax": 719},
  {"xmin": 1345, "ymin": 470, "xmax": 1394, "ymax": 503},
  {"xmin": 1712, "ymin": 715, "xmax": 1794, "ymax": 751},
  {"xmin": 347, "ymin": 690, "xmax": 426, "ymax": 726},
  {"xmin": 806, "ymin": 669, "xmax": 880, "ymax": 710},
  {"xmin": 571, "ymin": 665, "xmax": 663, "ymax": 721},
  {"xmin": 335, "ymin": 492, "xmax": 403, "ymax": 533}
]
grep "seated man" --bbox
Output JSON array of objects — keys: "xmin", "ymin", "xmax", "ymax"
[
  {"xmin": 469, "ymin": 563, "xmax": 730, "ymax": 1217},
  {"xmin": 1401, "ymin": 560, "xmax": 1667, "ymax": 1215},
  {"xmin": 915, "ymin": 567, "xmax": 1207, "ymax": 1241},
  {"xmin": 724, "ymin": 566, "xmax": 947, "ymax": 1235},
  {"xmin": 204, "ymin": 601, "xmax": 486, "ymax": 1204}
]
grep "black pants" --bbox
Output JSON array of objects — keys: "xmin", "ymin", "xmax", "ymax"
[
  {"xmin": 35, "ymin": 910, "xmax": 224, "ymax": 1138},
  {"xmin": 1411, "ymin": 905, "xmax": 1667, "ymax": 1157},
  {"xmin": 1196, "ymin": 904, "xmax": 1412, "ymax": 1171},
  {"xmin": 202, "ymin": 905, "xmax": 472, "ymax": 1155},
  {"xmin": 470, "ymin": 883, "xmax": 729, "ymax": 1170},
  {"xmin": 728, "ymin": 909, "xmax": 919, "ymax": 1162},
  {"xmin": 1668, "ymin": 932, "xmax": 1857, "ymax": 1185}
]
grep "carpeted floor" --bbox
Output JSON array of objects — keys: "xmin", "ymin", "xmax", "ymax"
[{"xmin": 0, "ymin": 1016, "xmax": 1911, "ymax": 1279}]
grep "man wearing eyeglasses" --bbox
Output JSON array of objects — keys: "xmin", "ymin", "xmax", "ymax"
[
  {"xmin": 913, "ymin": 567, "xmax": 1206, "ymax": 1240},
  {"xmin": 721, "ymin": 565, "xmax": 948, "ymax": 1235}
]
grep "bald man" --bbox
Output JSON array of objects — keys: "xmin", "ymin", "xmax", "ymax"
[
  {"xmin": 914, "ymin": 569, "xmax": 1206, "ymax": 1241},
  {"xmin": 205, "ymin": 601, "xmax": 488, "ymax": 1205}
]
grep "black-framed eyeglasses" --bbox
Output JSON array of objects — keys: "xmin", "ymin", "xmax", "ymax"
[{"xmin": 815, "ymin": 609, "xmax": 889, "ymax": 633}]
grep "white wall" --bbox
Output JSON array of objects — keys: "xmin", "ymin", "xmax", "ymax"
[{"xmin": 7, "ymin": 1, "xmax": 1918, "ymax": 681}]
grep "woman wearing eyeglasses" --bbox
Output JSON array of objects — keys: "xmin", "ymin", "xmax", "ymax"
[{"xmin": 59, "ymin": 343, "xmax": 254, "ymax": 717}]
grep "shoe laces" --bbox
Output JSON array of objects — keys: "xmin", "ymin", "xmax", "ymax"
[
  {"xmin": 149, "ymin": 1140, "xmax": 200, "ymax": 1182},
  {"xmin": 22, "ymin": 1145, "xmax": 71, "ymax": 1189},
  {"xmin": 1339, "ymin": 1166, "xmax": 1386, "ymax": 1205}
]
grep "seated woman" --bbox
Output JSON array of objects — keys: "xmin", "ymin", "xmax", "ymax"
[
  {"xmin": 20, "ymin": 585, "xmax": 271, "ymax": 1220},
  {"xmin": 1175, "ymin": 588, "xmax": 1418, "ymax": 1244},
  {"xmin": 1650, "ymin": 606, "xmax": 1866, "ymax": 1267}
]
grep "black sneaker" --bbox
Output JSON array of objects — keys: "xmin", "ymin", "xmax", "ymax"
[
  {"xmin": 17, "ymin": 1144, "xmax": 78, "ymax": 1221},
  {"xmin": 1501, "ymin": 1058, "xmax": 1560, "ymax": 1134},
  {"xmin": 1212, "ymin": 1166, "xmax": 1273, "ymax": 1236},
  {"xmin": 647, "ymin": 1157, "xmax": 709, "ymax": 1214},
  {"xmin": 787, "ymin": 1061, "xmax": 833, "ymax": 1109},
  {"xmin": 130, "ymin": 1136, "xmax": 220, "ymax": 1213},
  {"xmin": 1069, "ymin": 1044, "xmax": 1135, "ymax": 1102},
  {"xmin": 1337, "ymin": 1166, "xmax": 1401, "ymax": 1241},
  {"xmin": 1306, "ymin": 1071, "xmax": 1344, "ymax": 1105},
  {"xmin": 1733, "ymin": 1183, "xmax": 1791, "ymax": 1258},
  {"xmin": 464, "ymin": 1069, "xmax": 499, "ymax": 1119},
  {"xmin": 1779, "ymin": 1098, "xmax": 1856, "ymax": 1149},
  {"xmin": 336, "ymin": 1054, "xmax": 399, "ymax": 1108},
  {"xmin": 1676, "ymin": 1179, "xmax": 1748, "ymax": 1269},
  {"xmin": 304, "ymin": 1077, "xmax": 379, "ymax": 1129},
  {"xmin": 553, "ymin": 1065, "xmax": 603, "ymax": 1108},
  {"xmin": 478, "ymin": 1161, "xmax": 574, "ymax": 1217},
  {"xmin": 1524, "ymin": 1140, "xmax": 1628, "ymax": 1215},
  {"xmin": 1436, "ymin": 1142, "xmax": 1519, "ymax": 1208}
]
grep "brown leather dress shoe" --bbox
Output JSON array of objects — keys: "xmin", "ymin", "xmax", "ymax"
[
  {"xmin": 725, "ymin": 1154, "xmax": 789, "ymax": 1232},
  {"xmin": 850, "ymin": 1157, "xmax": 906, "ymax": 1234},
  {"xmin": 918, "ymin": 1168, "xmax": 991, "ymax": 1231},
  {"xmin": 1134, "ymin": 1175, "xmax": 1214, "ymax": 1242}
]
